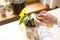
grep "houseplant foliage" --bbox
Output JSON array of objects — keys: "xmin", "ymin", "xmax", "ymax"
[{"xmin": 19, "ymin": 8, "xmax": 36, "ymax": 27}]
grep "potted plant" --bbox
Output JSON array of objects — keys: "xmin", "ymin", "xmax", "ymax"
[
  {"xmin": 0, "ymin": 4, "xmax": 6, "ymax": 18},
  {"xmin": 19, "ymin": 7, "xmax": 37, "ymax": 27},
  {"xmin": 11, "ymin": 0, "xmax": 26, "ymax": 15}
]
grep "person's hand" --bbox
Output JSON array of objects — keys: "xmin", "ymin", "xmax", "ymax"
[
  {"xmin": 35, "ymin": 11, "xmax": 57, "ymax": 25},
  {"xmin": 34, "ymin": 11, "xmax": 47, "ymax": 26},
  {"xmin": 34, "ymin": 17, "xmax": 46, "ymax": 26}
]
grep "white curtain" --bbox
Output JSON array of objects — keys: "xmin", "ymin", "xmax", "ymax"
[
  {"xmin": 49, "ymin": 0, "xmax": 56, "ymax": 8},
  {"xmin": 40, "ymin": 0, "xmax": 56, "ymax": 9},
  {"xmin": 40, "ymin": 0, "xmax": 46, "ymax": 6}
]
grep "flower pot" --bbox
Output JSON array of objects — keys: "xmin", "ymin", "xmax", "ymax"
[
  {"xmin": 11, "ymin": 0, "xmax": 26, "ymax": 15},
  {"xmin": 0, "ymin": 5, "xmax": 6, "ymax": 18}
]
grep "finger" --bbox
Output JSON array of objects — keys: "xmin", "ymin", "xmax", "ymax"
[
  {"xmin": 38, "ymin": 11, "xmax": 47, "ymax": 17},
  {"xmin": 40, "ymin": 11, "xmax": 47, "ymax": 14},
  {"xmin": 34, "ymin": 18, "xmax": 46, "ymax": 25},
  {"xmin": 41, "ymin": 22, "xmax": 46, "ymax": 26},
  {"xmin": 36, "ymin": 16, "xmax": 47, "ymax": 21},
  {"xmin": 38, "ymin": 13, "xmax": 48, "ymax": 17},
  {"xmin": 42, "ymin": 20, "xmax": 50, "ymax": 24},
  {"xmin": 37, "ymin": 15, "xmax": 48, "ymax": 20},
  {"xmin": 34, "ymin": 18, "xmax": 42, "ymax": 24}
]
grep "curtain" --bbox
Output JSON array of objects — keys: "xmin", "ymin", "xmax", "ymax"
[{"xmin": 40, "ymin": 0, "xmax": 56, "ymax": 9}]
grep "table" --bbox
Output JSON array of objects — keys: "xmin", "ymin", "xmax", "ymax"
[
  {"xmin": 0, "ymin": 21, "xmax": 28, "ymax": 40},
  {"xmin": 0, "ymin": 21, "xmax": 60, "ymax": 40},
  {"xmin": 49, "ymin": 25, "xmax": 60, "ymax": 40},
  {"xmin": 26, "ymin": 2, "xmax": 48, "ymax": 13},
  {"xmin": 0, "ymin": 10, "xmax": 19, "ymax": 25},
  {"xmin": 0, "ymin": 14, "xmax": 19, "ymax": 25}
]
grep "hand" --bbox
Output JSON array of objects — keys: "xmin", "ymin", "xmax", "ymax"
[
  {"xmin": 34, "ymin": 18, "xmax": 46, "ymax": 26},
  {"xmin": 34, "ymin": 11, "xmax": 46, "ymax": 26},
  {"xmin": 36, "ymin": 11, "xmax": 57, "ymax": 25}
]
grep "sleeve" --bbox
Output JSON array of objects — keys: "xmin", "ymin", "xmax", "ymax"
[
  {"xmin": 38, "ymin": 25, "xmax": 54, "ymax": 40},
  {"xmin": 57, "ymin": 18, "xmax": 60, "ymax": 27}
]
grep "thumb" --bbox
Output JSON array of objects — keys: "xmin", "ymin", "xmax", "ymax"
[{"xmin": 34, "ymin": 18, "xmax": 46, "ymax": 26}]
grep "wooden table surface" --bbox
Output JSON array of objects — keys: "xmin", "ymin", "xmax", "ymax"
[
  {"xmin": 0, "ymin": 10, "xmax": 19, "ymax": 25},
  {"xmin": 26, "ymin": 2, "xmax": 48, "ymax": 13}
]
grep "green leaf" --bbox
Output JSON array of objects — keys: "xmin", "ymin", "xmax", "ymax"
[
  {"xmin": 19, "ymin": 15, "xmax": 29, "ymax": 25},
  {"xmin": 23, "ymin": 15, "xmax": 29, "ymax": 24},
  {"xmin": 30, "ymin": 18, "xmax": 35, "ymax": 26},
  {"xmin": 19, "ymin": 16, "xmax": 26, "ymax": 25}
]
